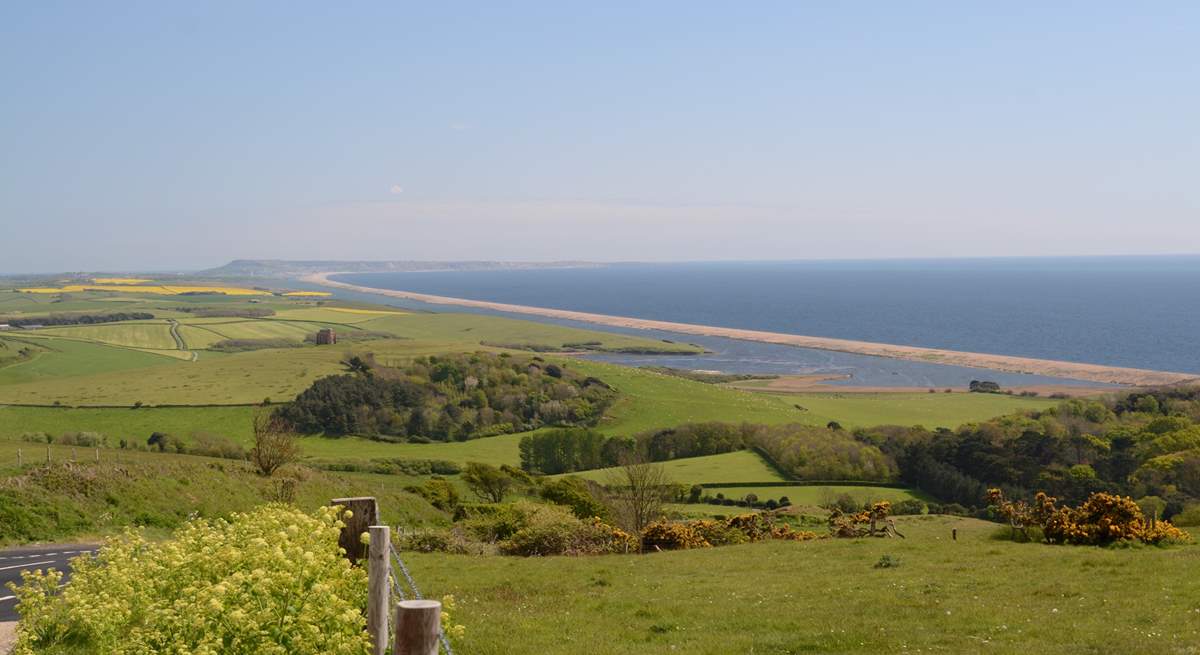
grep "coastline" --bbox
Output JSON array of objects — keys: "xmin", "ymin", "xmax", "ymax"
[{"xmin": 303, "ymin": 272, "xmax": 1199, "ymax": 388}]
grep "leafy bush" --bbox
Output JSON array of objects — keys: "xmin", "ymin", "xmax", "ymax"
[
  {"xmin": 500, "ymin": 507, "xmax": 636, "ymax": 556},
  {"xmin": 406, "ymin": 478, "xmax": 461, "ymax": 512},
  {"xmin": 539, "ymin": 476, "xmax": 610, "ymax": 520},
  {"xmin": 891, "ymin": 499, "xmax": 927, "ymax": 515},
  {"xmin": 7, "ymin": 505, "xmax": 369, "ymax": 654},
  {"xmin": 874, "ymin": 554, "xmax": 902, "ymax": 569}
]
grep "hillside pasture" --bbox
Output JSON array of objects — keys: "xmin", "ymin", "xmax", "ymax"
[
  {"xmin": 405, "ymin": 515, "xmax": 1200, "ymax": 654},
  {"xmin": 0, "ymin": 337, "xmax": 176, "ymax": 385}
]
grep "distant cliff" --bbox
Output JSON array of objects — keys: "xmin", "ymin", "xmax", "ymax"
[{"xmin": 198, "ymin": 259, "xmax": 603, "ymax": 278}]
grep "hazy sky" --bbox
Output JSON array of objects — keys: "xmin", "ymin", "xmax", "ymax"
[{"xmin": 3, "ymin": 2, "xmax": 1198, "ymax": 272}]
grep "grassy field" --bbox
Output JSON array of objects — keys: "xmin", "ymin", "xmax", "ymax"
[
  {"xmin": 33, "ymin": 322, "xmax": 180, "ymax": 350},
  {"xmin": 768, "ymin": 390, "xmax": 1059, "ymax": 429},
  {"xmin": 405, "ymin": 515, "xmax": 1200, "ymax": 654},
  {"xmin": 360, "ymin": 313, "xmax": 704, "ymax": 354},
  {"xmin": 0, "ymin": 405, "xmax": 258, "ymax": 442},
  {"xmin": 0, "ymin": 336, "xmax": 175, "ymax": 385},
  {"xmin": 565, "ymin": 450, "xmax": 785, "ymax": 485}
]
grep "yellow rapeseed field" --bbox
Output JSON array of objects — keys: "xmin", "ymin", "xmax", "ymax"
[
  {"xmin": 281, "ymin": 291, "xmax": 332, "ymax": 297},
  {"xmin": 19, "ymin": 285, "xmax": 271, "ymax": 296},
  {"xmin": 91, "ymin": 277, "xmax": 153, "ymax": 284}
]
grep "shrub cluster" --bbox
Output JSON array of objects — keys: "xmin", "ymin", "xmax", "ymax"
[
  {"xmin": 314, "ymin": 458, "xmax": 461, "ymax": 476},
  {"xmin": 404, "ymin": 502, "xmax": 636, "ymax": 556},
  {"xmin": 642, "ymin": 513, "xmax": 822, "ymax": 550},
  {"xmin": 210, "ymin": 338, "xmax": 303, "ymax": 352},
  {"xmin": 7, "ymin": 505, "xmax": 370, "ymax": 655}
]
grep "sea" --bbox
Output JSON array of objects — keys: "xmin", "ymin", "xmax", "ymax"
[{"xmin": 321, "ymin": 256, "xmax": 1200, "ymax": 388}]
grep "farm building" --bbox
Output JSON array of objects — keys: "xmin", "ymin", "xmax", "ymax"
[
  {"xmin": 315, "ymin": 328, "xmax": 337, "ymax": 345},
  {"xmin": 0, "ymin": 324, "xmax": 10, "ymax": 330}
]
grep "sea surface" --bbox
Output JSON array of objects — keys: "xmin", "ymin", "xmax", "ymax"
[{"xmin": 326, "ymin": 256, "xmax": 1200, "ymax": 385}]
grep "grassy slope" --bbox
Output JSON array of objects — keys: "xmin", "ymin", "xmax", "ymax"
[
  {"xmin": 407, "ymin": 516, "xmax": 1200, "ymax": 655},
  {"xmin": 0, "ymin": 441, "xmax": 444, "ymax": 544}
]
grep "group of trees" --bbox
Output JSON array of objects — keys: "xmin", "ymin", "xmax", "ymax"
[
  {"xmin": 274, "ymin": 352, "xmax": 617, "ymax": 441},
  {"xmin": 860, "ymin": 387, "xmax": 1200, "ymax": 516}
]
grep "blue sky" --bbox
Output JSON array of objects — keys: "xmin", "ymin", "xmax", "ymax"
[{"xmin": 2, "ymin": 2, "xmax": 1198, "ymax": 272}]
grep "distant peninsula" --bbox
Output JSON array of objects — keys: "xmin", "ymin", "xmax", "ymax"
[{"xmin": 306, "ymin": 272, "xmax": 1200, "ymax": 388}]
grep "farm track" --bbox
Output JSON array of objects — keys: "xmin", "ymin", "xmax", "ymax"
[{"xmin": 167, "ymin": 320, "xmax": 186, "ymax": 350}]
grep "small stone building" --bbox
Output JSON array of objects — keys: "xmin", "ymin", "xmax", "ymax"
[{"xmin": 315, "ymin": 328, "xmax": 337, "ymax": 345}]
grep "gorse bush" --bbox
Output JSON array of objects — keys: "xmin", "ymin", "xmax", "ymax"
[
  {"xmin": 8, "ymin": 505, "xmax": 370, "ymax": 655},
  {"xmin": 989, "ymin": 488, "xmax": 1190, "ymax": 546}
]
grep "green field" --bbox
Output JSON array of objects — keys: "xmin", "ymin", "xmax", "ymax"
[
  {"xmin": 565, "ymin": 450, "xmax": 785, "ymax": 485},
  {"xmin": 765, "ymin": 390, "xmax": 1059, "ymax": 429},
  {"xmin": 404, "ymin": 515, "xmax": 1200, "ymax": 654},
  {"xmin": 34, "ymin": 322, "xmax": 180, "ymax": 350}
]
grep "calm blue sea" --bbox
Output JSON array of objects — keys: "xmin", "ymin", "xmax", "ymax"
[{"xmin": 328, "ymin": 256, "xmax": 1200, "ymax": 385}]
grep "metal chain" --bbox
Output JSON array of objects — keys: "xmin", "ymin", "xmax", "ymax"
[{"xmin": 390, "ymin": 541, "xmax": 455, "ymax": 655}]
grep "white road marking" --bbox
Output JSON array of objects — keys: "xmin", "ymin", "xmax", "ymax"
[{"xmin": 0, "ymin": 560, "xmax": 55, "ymax": 572}]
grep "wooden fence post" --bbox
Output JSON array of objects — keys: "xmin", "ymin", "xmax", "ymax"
[
  {"xmin": 368, "ymin": 525, "xmax": 391, "ymax": 655},
  {"xmin": 952, "ymin": 528, "xmax": 957, "ymax": 541},
  {"xmin": 17, "ymin": 448, "xmax": 21, "ymax": 467},
  {"xmin": 46, "ymin": 446, "xmax": 50, "ymax": 463},
  {"xmin": 95, "ymin": 448, "xmax": 100, "ymax": 462},
  {"xmin": 329, "ymin": 497, "xmax": 379, "ymax": 562},
  {"xmin": 394, "ymin": 600, "xmax": 441, "ymax": 655}
]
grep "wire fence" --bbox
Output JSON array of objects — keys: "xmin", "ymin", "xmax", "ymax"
[{"xmin": 389, "ymin": 541, "xmax": 455, "ymax": 655}]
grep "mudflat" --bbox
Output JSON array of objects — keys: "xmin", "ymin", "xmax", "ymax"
[{"xmin": 307, "ymin": 273, "xmax": 1199, "ymax": 388}]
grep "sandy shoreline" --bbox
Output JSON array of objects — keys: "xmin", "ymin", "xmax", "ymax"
[{"xmin": 304, "ymin": 272, "xmax": 1198, "ymax": 388}]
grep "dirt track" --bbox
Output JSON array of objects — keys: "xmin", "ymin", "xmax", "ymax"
[{"xmin": 306, "ymin": 272, "xmax": 1199, "ymax": 388}]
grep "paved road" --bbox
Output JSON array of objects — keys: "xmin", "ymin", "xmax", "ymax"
[{"xmin": 0, "ymin": 544, "xmax": 98, "ymax": 621}]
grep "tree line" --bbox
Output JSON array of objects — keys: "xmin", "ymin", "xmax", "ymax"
[
  {"xmin": 518, "ymin": 421, "xmax": 894, "ymax": 481},
  {"xmin": 1, "ymin": 312, "xmax": 153, "ymax": 327}
]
